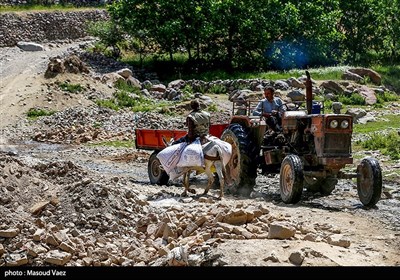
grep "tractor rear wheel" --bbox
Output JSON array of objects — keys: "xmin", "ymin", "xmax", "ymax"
[
  {"xmin": 357, "ymin": 157, "xmax": 382, "ymax": 207},
  {"xmin": 221, "ymin": 123, "xmax": 258, "ymax": 196},
  {"xmin": 148, "ymin": 151, "xmax": 169, "ymax": 185},
  {"xmin": 280, "ymin": 155, "xmax": 303, "ymax": 203}
]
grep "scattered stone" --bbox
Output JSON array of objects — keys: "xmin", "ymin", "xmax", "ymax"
[
  {"xmin": 223, "ymin": 209, "xmax": 248, "ymax": 225},
  {"xmin": 4, "ymin": 253, "xmax": 28, "ymax": 266},
  {"xmin": 44, "ymin": 250, "xmax": 72, "ymax": 266},
  {"xmin": 289, "ymin": 250, "xmax": 305, "ymax": 266},
  {"xmin": 268, "ymin": 222, "xmax": 296, "ymax": 239},
  {"xmin": 33, "ymin": 228, "xmax": 46, "ymax": 241},
  {"xmin": 59, "ymin": 242, "xmax": 76, "ymax": 254},
  {"xmin": 264, "ymin": 251, "xmax": 280, "ymax": 263},
  {"xmin": 0, "ymin": 228, "xmax": 19, "ymax": 238},
  {"xmin": 167, "ymin": 246, "xmax": 188, "ymax": 266},
  {"xmin": 30, "ymin": 201, "xmax": 50, "ymax": 215},
  {"xmin": 327, "ymin": 234, "xmax": 351, "ymax": 248},
  {"xmin": 17, "ymin": 41, "xmax": 45, "ymax": 51}
]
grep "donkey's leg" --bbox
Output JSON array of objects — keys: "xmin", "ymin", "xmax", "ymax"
[
  {"xmin": 203, "ymin": 160, "xmax": 214, "ymax": 195},
  {"xmin": 182, "ymin": 170, "xmax": 196, "ymax": 196},
  {"xmin": 181, "ymin": 171, "xmax": 189, "ymax": 196},
  {"xmin": 214, "ymin": 161, "xmax": 225, "ymax": 199}
]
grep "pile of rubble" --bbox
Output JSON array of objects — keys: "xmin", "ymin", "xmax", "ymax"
[{"xmin": 0, "ymin": 152, "xmax": 354, "ymax": 266}]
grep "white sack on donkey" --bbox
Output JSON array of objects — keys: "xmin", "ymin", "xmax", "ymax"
[
  {"xmin": 156, "ymin": 142, "xmax": 187, "ymax": 174},
  {"xmin": 205, "ymin": 136, "xmax": 232, "ymax": 166},
  {"xmin": 176, "ymin": 138, "xmax": 204, "ymax": 167},
  {"xmin": 157, "ymin": 135, "xmax": 233, "ymax": 199}
]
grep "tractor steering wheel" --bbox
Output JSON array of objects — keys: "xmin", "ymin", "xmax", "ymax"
[{"xmin": 279, "ymin": 102, "xmax": 300, "ymax": 112}]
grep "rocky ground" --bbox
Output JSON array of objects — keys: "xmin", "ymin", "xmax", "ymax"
[{"xmin": 0, "ymin": 40, "xmax": 399, "ymax": 268}]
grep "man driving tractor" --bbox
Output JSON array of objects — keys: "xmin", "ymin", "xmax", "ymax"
[{"xmin": 252, "ymin": 86, "xmax": 286, "ymax": 132}]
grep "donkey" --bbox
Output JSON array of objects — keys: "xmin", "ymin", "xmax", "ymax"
[{"xmin": 163, "ymin": 136, "xmax": 232, "ymax": 199}]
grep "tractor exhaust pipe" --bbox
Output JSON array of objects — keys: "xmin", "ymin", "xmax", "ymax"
[{"xmin": 305, "ymin": 71, "xmax": 312, "ymax": 114}]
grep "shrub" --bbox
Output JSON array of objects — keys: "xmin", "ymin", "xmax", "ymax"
[
  {"xmin": 59, "ymin": 82, "xmax": 83, "ymax": 93},
  {"xmin": 209, "ymin": 84, "xmax": 227, "ymax": 94},
  {"xmin": 207, "ymin": 103, "xmax": 219, "ymax": 112},
  {"xmin": 27, "ymin": 108, "xmax": 56, "ymax": 119},
  {"xmin": 338, "ymin": 93, "xmax": 366, "ymax": 105},
  {"xmin": 86, "ymin": 20, "xmax": 124, "ymax": 58},
  {"xmin": 360, "ymin": 131, "xmax": 400, "ymax": 160},
  {"xmin": 114, "ymin": 80, "xmax": 137, "ymax": 92},
  {"xmin": 376, "ymin": 91, "xmax": 399, "ymax": 104}
]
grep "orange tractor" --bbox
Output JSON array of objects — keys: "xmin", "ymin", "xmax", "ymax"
[{"xmin": 220, "ymin": 71, "xmax": 382, "ymax": 207}]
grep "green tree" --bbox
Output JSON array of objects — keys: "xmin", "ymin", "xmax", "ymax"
[
  {"xmin": 86, "ymin": 19, "xmax": 125, "ymax": 58},
  {"xmin": 264, "ymin": 0, "xmax": 342, "ymax": 69},
  {"xmin": 108, "ymin": 0, "xmax": 159, "ymax": 64},
  {"xmin": 106, "ymin": 0, "xmax": 399, "ymax": 74},
  {"xmin": 379, "ymin": 0, "xmax": 400, "ymax": 63},
  {"xmin": 338, "ymin": 0, "xmax": 384, "ymax": 64}
]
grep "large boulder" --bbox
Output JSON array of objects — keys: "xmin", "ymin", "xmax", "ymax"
[
  {"xmin": 348, "ymin": 68, "xmax": 381, "ymax": 85},
  {"xmin": 63, "ymin": 55, "xmax": 89, "ymax": 74},
  {"xmin": 17, "ymin": 41, "xmax": 44, "ymax": 51},
  {"xmin": 320, "ymin": 81, "xmax": 344, "ymax": 94},
  {"xmin": 356, "ymin": 85, "xmax": 377, "ymax": 105}
]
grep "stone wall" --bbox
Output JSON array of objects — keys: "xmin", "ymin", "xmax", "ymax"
[
  {"xmin": 0, "ymin": 0, "xmax": 108, "ymax": 7},
  {"xmin": 0, "ymin": 9, "xmax": 109, "ymax": 47}
]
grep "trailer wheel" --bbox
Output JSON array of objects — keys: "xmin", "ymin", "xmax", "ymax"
[
  {"xmin": 357, "ymin": 157, "xmax": 382, "ymax": 207},
  {"xmin": 280, "ymin": 155, "xmax": 303, "ymax": 204},
  {"xmin": 221, "ymin": 123, "xmax": 257, "ymax": 196},
  {"xmin": 148, "ymin": 151, "xmax": 169, "ymax": 185}
]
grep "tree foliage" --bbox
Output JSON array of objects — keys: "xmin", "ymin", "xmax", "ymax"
[{"xmin": 102, "ymin": 0, "xmax": 400, "ymax": 72}]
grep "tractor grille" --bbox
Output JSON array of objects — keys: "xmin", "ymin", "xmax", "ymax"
[{"xmin": 324, "ymin": 133, "xmax": 351, "ymax": 155}]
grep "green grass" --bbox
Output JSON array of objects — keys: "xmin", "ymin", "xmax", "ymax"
[
  {"xmin": 338, "ymin": 93, "xmax": 366, "ymax": 106},
  {"xmin": 358, "ymin": 131, "xmax": 400, "ymax": 160},
  {"xmin": 95, "ymin": 80, "xmax": 175, "ymax": 113},
  {"xmin": 59, "ymin": 82, "xmax": 83, "ymax": 93},
  {"xmin": 383, "ymin": 169, "xmax": 400, "ymax": 181},
  {"xmin": 88, "ymin": 140, "xmax": 134, "ymax": 148},
  {"xmin": 122, "ymin": 52, "xmax": 188, "ymax": 81},
  {"xmin": 179, "ymin": 65, "xmax": 346, "ymax": 82},
  {"xmin": 352, "ymin": 113, "xmax": 400, "ymax": 160},
  {"xmin": 353, "ymin": 114, "xmax": 400, "ymax": 134},
  {"xmin": 207, "ymin": 103, "xmax": 219, "ymax": 112},
  {"xmin": 374, "ymin": 65, "xmax": 400, "ymax": 94},
  {"xmin": 27, "ymin": 108, "xmax": 56, "ymax": 119}
]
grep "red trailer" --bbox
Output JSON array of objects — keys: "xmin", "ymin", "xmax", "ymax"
[{"xmin": 135, "ymin": 124, "xmax": 228, "ymax": 151}]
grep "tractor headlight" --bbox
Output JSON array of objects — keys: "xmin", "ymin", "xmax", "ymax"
[
  {"xmin": 341, "ymin": 120, "xmax": 349, "ymax": 129},
  {"xmin": 329, "ymin": 120, "xmax": 338, "ymax": 128}
]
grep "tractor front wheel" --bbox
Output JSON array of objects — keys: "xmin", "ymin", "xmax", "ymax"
[
  {"xmin": 357, "ymin": 157, "xmax": 382, "ymax": 207},
  {"xmin": 280, "ymin": 155, "xmax": 304, "ymax": 204}
]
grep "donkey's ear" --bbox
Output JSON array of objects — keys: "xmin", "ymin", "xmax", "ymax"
[{"xmin": 162, "ymin": 135, "xmax": 169, "ymax": 147}]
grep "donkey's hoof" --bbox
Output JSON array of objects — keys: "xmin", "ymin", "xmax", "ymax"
[
  {"xmin": 188, "ymin": 188, "xmax": 196, "ymax": 194},
  {"xmin": 181, "ymin": 191, "xmax": 188, "ymax": 197},
  {"xmin": 202, "ymin": 191, "xmax": 209, "ymax": 196}
]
